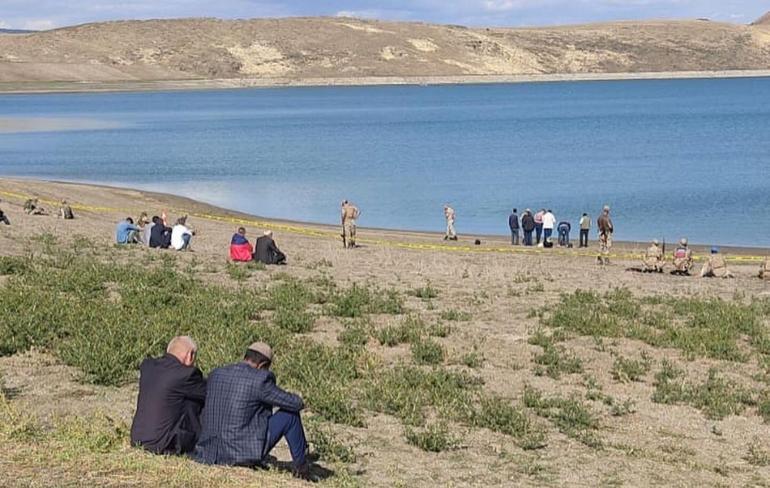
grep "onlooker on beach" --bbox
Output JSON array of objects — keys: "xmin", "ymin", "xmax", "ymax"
[
  {"xmin": 138, "ymin": 214, "xmax": 153, "ymax": 246},
  {"xmin": 642, "ymin": 239, "xmax": 665, "ymax": 272},
  {"xmin": 254, "ymin": 230, "xmax": 287, "ymax": 265},
  {"xmin": 59, "ymin": 200, "xmax": 74, "ymax": 220},
  {"xmin": 672, "ymin": 238, "xmax": 693, "ymax": 275},
  {"xmin": 194, "ymin": 342, "xmax": 311, "ymax": 480},
  {"xmin": 521, "ymin": 209, "xmax": 535, "ymax": 246},
  {"xmin": 579, "ymin": 213, "xmax": 590, "ymax": 248},
  {"xmin": 341, "ymin": 200, "xmax": 360, "ymax": 248},
  {"xmin": 760, "ymin": 258, "xmax": 769, "ymax": 280},
  {"xmin": 534, "ymin": 209, "xmax": 545, "ymax": 244},
  {"xmin": 700, "ymin": 247, "xmax": 732, "ymax": 278},
  {"xmin": 0, "ymin": 200, "xmax": 10, "ymax": 226},
  {"xmin": 130, "ymin": 336, "xmax": 206, "ymax": 455},
  {"xmin": 150, "ymin": 215, "xmax": 172, "ymax": 249},
  {"xmin": 557, "ymin": 220, "xmax": 571, "ymax": 247},
  {"xmin": 444, "ymin": 204, "xmax": 457, "ymax": 241},
  {"xmin": 597, "ymin": 205, "xmax": 613, "ymax": 265},
  {"xmin": 171, "ymin": 216, "xmax": 194, "ymax": 251},
  {"xmin": 508, "ymin": 208, "xmax": 520, "ymax": 245},
  {"xmin": 542, "ymin": 209, "xmax": 556, "ymax": 244},
  {"xmin": 229, "ymin": 227, "xmax": 253, "ymax": 262},
  {"xmin": 116, "ymin": 217, "xmax": 140, "ymax": 244},
  {"xmin": 23, "ymin": 198, "xmax": 45, "ymax": 215}
]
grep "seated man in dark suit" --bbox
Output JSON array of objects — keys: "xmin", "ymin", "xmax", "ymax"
[
  {"xmin": 130, "ymin": 336, "xmax": 207, "ymax": 455},
  {"xmin": 254, "ymin": 230, "xmax": 287, "ymax": 265},
  {"xmin": 194, "ymin": 342, "xmax": 310, "ymax": 480}
]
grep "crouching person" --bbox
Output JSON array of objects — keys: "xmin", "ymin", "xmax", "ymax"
[
  {"xmin": 229, "ymin": 227, "xmax": 253, "ymax": 262},
  {"xmin": 130, "ymin": 336, "xmax": 206, "ymax": 455},
  {"xmin": 194, "ymin": 342, "xmax": 311, "ymax": 480},
  {"xmin": 254, "ymin": 230, "xmax": 287, "ymax": 265}
]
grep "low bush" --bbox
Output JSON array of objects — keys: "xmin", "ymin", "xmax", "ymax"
[
  {"xmin": 405, "ymin": 422, "xmax": 459, "ymax": 452},
  {"xmin": 329, "ymin": 284, "xmax": 403, "ymax": 318},
  {"xmin": 411, "ymin": 339, "xmax": 446, "ymax": 365},
  {"xmin": 611, "ymin": 354, "xmax": 651, "ymax": 383},
  {"xmin": 523, "ymin": 387, "xmax": 601, "ymax": 448}
]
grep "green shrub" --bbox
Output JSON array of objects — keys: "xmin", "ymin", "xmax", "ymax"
[
  {"xmin": 0, "ymin": 256, "xmax": 30, "ymax": 276},
  {"xmin": 439, "ymin": 309, "xmax": 471, "ymax": 322},
  {"xmin": 308, "ymin": 422, "xmax": 356, "ymax": 463},
  {"xmin": 225, "ymin": 262, "xmax": 250, "ymax": 282},
  {"xmin": 405, "ymin": 422, "xmax": 459, "ymax": 452},
  {"xmin": 338, "ymin": 319, "xmax": 372, "ymax": 348},
  {"xmin": 611, "ymin": 354, "xmax": 651, "ymax": 383},
  {"xmin": 329, "ymin": 284, "xmax": 403, "ymax": 318},
  {"xmin": 533, "ymin": 344, "xmax": 583, "ymax": 379},
  {"xmin": 411, "ymin": 339, "xmax": 446, "ymax": 365},
  {"xmin": 474, "ymin": 396, "xmax": 546, "ymax": 449},
  {"xmin": 523, "ymin": 387, "xmax": 600, "ymax": 447},
  {"xmin": 409, "ymin": 283, "xmax": 439, "ymax": 300}
]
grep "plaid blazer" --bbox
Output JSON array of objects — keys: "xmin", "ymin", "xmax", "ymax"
[{"xmin": 193, "ymin": 362, "xmax": 304, "ymax": 466}]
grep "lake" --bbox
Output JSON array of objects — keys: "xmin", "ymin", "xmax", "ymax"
[{"xmin": 1, "ymin": 77, "xmax": 769, "ymax": 246}]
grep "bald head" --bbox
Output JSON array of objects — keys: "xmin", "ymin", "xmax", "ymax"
[{"xmin": 166, "ymin": 336, "xmax": 197, "ymax": 366}]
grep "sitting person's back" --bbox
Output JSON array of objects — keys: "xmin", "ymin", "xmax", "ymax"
[
  {"xmin": 254, "ymin": 230, "xmax": 286, "ymax": 265},
  {"xmin": 171, "ymin": 216, "xmax": 194, "ymax": 251},
  {"xmin": 149, "ymin": 216, "xmax": 171, "ymax": 248},
  {"xmin": 59, "ymin": 200, "xmax": 74, "ymax": 220},
  {"xmin": 229, "ymin": 227, "xmax": 253, "ymax": 262},
  {"xmin": 130, "ymin": 336, "xmax": 206, "ymax": 455},
  {"xmin": 115, "ymin": 217, "xmax": 140, "ymax": 244}
]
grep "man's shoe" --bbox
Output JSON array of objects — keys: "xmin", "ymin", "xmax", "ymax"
[{"xmin": 293, "ymin": 462, "xmax": 313, "ymax": 481}]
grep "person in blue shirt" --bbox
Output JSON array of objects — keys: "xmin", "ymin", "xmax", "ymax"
[{"xmin": 116, "ymin": 217, "xmax": 140, "ymax": 244}]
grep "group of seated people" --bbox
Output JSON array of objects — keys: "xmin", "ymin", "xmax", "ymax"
[
  {"xmin": 130, "ymin": 337, "xmax": 311, "ymax": 480},
  {"xmin": 641, "ymin": 238, "xmax": 735, "ymax": 278},
  {"xmin": 230, "ymin": 227, "xmax": 287, "ymax": 265},
  {"xmin": 115, "ymin": 213, "xmax": 195, "ymax": 251}
]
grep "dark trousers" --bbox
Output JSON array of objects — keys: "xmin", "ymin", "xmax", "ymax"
[
  {"xmin": 510, "ymin": 229, "xmax": 519, "ymax": 245},
  {"xmin": 579, "ymin": 229, "xmax": 589, "ymax": 247},
  {"xmin": 535, "ymin": 224, "xmax": 543, "ymax": 244},
  {"xmin": 543, "ymin": 228, "xmax": 553, "ymax": 243},
  {"xmin": 558, "ymin": 229, "xmax": 569, "ymax": 246},
  {"xmin": 265, "ymin": 410, "xmax": 307, "ymax": 468},
  {"xmin": 172, "ymin": 401, "xmax": 202, "ymax": 454},
  {"xmin": 523, "ymin": 230, "xmax": 533, "ymax": 246},
  {"xmin": 0, "ymin": 212, "xmax": 9, "ymax": 225}
]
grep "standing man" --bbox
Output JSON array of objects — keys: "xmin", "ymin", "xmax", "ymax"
[
  {"xmin": 542, "ymin": 209, "xmax": 556, "ymax": 244},
  {"xmin": 508, "ymin": 208, "xmax": 520, "ymax": 245},
  {"xmin": 533, "ymin": 209, "xmax": 545, "ymax": 245},
  {"xmin": 341, "ymin": 200, "xmax": 360, "ymax": 249},
  {"xmin": 596, "ymin": 205, "xmax": 613, "ymax": 265},
  {"xmin": 194, "ymin": 342, "xmax": 311, "ymax": 480},
  {"xmin": 130, "ymin": 336, "xmax": 207, "ymax": 455},
  {"xmin": 443, "ymin": 204, "xmax": 457, "ymax": 241},
  {"xmin": 579, "ymin": 213, "xmax": 590, "ymax": 248},
  {"xmin": 521, "ymin": 209, "xmax": 535, "ymax": 246}
]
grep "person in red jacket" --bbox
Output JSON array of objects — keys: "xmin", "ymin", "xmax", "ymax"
[{"xmin": 229, "ymin": 227, "xmax": 253, "ymax": 262}]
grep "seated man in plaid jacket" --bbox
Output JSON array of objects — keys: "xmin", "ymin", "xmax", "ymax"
[{"xmin": 193, "ymin": 342, "xmax": 311, "ymax": 480}]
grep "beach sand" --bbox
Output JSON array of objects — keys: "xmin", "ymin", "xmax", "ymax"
[{"xmin": 0, "ymin": 177, "xmax": 769, "ymax": 487}]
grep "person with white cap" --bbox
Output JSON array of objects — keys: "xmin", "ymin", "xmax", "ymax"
[
  {"xmin": 254, "ymin": 229, "xmax": 287, "ymax": 265},
  {"xmin": 672, "ymin": 238, "xmax": 693, "ymax": 275},
  {"xmin": 642, "ymin": 239, "xmax": 665, "ymax": 272},
  {"xmin": 194, "ymin": 342, "xmax": 311, "ymax": 480},
  {"xmin": 700, "ymin": 247, "xmax": 733, "ymax": 278}
]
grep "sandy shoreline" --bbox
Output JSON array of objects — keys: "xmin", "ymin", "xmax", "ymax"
[
  {"xmin": 1, "ymin": 69, "xmax": 770, "ymax": 94},
  {"xmin": 1, "ymin": 177, "xmax": 768, "ymax": 257}
]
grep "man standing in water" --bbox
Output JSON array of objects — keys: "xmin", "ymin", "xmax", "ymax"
[
  {"xmin": 444, "ymin": 204, "xmax": 457, "ymax": 241},
  {"xmin": 341, "ymin": 200, "xmax": 360, "ymax": 249},
  {"xmin": 597, "ymin": 205, "xmax": 613, "ymax": 265}
]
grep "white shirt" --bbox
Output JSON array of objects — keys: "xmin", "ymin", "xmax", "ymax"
[
  {"xmin": 171, "ymin": 224, "xmax": 192, "ymax": 250},
  {"xmin": 542, "ymin": 212, "xmax": 556, "ymax": 229}
]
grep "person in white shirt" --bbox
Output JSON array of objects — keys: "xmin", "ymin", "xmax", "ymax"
[
  {"xmin": 171, "ymin": 216, "xmax": 194, "ymax": 251},
  {"xmin": 541, "ymin": 209, "xmax": 556, "ymax": 245},
  {"xmin": 443, "ymin": 205, "xmax": 457, "ymax": 241}
]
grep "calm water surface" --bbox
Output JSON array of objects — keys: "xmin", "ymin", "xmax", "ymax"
[{"xmin": 0, "ymin": 78, "xmax": 769, "ymax": 246}]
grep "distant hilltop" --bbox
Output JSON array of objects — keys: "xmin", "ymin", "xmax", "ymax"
[
  {"xmin": 1, "ymin": 16, "xmax": 769, "ymax": 85},
  {"xmin": 753, "ymin": 11, "xmax": 770, "ymax": 25}
]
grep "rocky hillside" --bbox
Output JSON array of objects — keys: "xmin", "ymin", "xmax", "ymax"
[{"xmin": 0, "ymin": 16, "xmax": 769, "ymax": 83}]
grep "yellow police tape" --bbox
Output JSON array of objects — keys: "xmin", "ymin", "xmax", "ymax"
[{"xmin": 2, "ymin": 189, "xmax": 767, "ymax": 263}]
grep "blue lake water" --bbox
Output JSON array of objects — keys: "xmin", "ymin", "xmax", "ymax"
[{"xmin": 1, "ymin": 78, "xmax": 769, "ymax": 246}]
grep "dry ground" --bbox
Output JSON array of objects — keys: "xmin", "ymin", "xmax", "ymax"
[{"xmin": 1, "ymin": 178, "xmax": 769, "ymax": 487}]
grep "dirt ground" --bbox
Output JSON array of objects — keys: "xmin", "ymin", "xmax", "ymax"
[{"xmin": 1, "ymin": 178, "xmax": 769, "ymax": 487}]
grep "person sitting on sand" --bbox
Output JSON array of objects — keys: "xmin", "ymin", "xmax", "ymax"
[
  {"xmin": 229, "ymin": 227, "xmax": 253, "ymax": 262},
  {"xmin": 254, "ymin": 230, "xmax": 286, "ymax": 265},
  {"xmin": 150, "ymin": 215, "xmax": 172, "ymax": 249},
  {"xmin": 171, "ymin": 216, "xmax": 194, "ymax": 251},
  {"xmin": 137, "ymin": 213, "xmax": 153, "ymax": 246},
  {"xmin": 194, "ymin": 342, "xmax": 311, "ymax": 480},
  {"xmin": 642, "ymin": 239, "xmax": 665, "ymax": 273},
  {"xmin": 671, "ymin": 238, "xmax": 693, "ymax": 275},
  {"xmin": 760, "ymin": 258, "xmax": 769, "ymax": 280},
  {"xmin": 58, "ymin": 200, "xmax": 74, "ymax": 220},
  {"xmin": 0, "ymin": 200, "xmax": 10, "ymax": 226},
  {"xmin": 116, "ymin": 217, "xmax": 140, "ymax": 244},
  {"xmin": 23, "ymin": 198, "xmax": 45, "ymax": 215},
  {"xmin": 130, "ymin": 336, "xmax": 206, "ymax": 455},
  {"xmin": 700, "ymin": 247, "xmax": 733, "ymax": 278}
]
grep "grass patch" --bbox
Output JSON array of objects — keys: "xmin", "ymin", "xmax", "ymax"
[
  {"xmin": 405, "ymin": 422, "xmax": 459, "ymax": 452},
  {"xmin": 473, "ymin": 396, "xmax": 546, "ymax": 449},
  {"xmin": 328, "ymin": 283, "xmax": 403, "ymax": 318},
  {"xmin": 408, "ymin": 283, "xmax": 439, "ymax": 300},
  {"xmin": 523, "ymin": 387, "xmax": 601, "ymax": 448},
  {"xmin": 531, "ymin": 336, "xmax": 583, "ymax": 379},
  {"xmin": 411, "ymin": 338, "xmax": 446, "ymax": 365},
  {"xmin": 439, "ymin": 309, "xmax": 471, "ymax": 322},
  {"xmin": 611, "ymin": 353, "xmax": 651, "ymax": 383}
]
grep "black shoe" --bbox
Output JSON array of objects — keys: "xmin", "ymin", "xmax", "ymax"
[{"xmin": 293, "ymin": 462, "xmax": 313, "ymax": 481}]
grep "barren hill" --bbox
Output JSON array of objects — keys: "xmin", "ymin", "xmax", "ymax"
[
  {"xmin": 1, "ymin": 17, "xmax": 769, "ymax": 85},
  {"xmin": 754, "ymin": 11, "xmax": 770, "ymax": 25}
]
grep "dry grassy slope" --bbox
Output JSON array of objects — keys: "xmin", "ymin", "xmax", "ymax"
[{"xmin": 0, "ymin": 16, "xmax": 769, "ymax": 82}]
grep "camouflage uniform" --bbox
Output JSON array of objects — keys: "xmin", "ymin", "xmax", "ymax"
[
  {"xmin": 341, "ymin": 202, "xmax": 359, "ymax": 248},
  {"xmin": 759, "ymin": 258, "xmax": 769, "ymax": 280},
  {"xmin": 596, "ymin": 208, "xmax": 613, "ymax": 265},
  {"xmin": 642, "ymin": 242, "xmax": 664, "ymax": 272},
  {"xmin": 672, "ymin": 246, "xmax": 693, "ymax": 274},
  {"xmin": 700, "ymin": 254, "xmax": 732, "ymax": 278}
]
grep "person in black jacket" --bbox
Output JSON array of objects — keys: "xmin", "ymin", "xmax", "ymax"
[
  {"xmin": 254, "ymin": 230, "xmax": 287, "ymax": 265},
  {"xmin": 521, "ymin": 209, "xmax": 536, "ymax": 246},
  {"xmin": 149, "ymin": 215, "xmax": 172, "ymax": 249},
  {"xmin": 508, "ymin": 208, "xmax": 519, "ymax": 245},
  {"xmin": 130, "ymin": 336, "xmax": 207, "ymax": 455}
]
